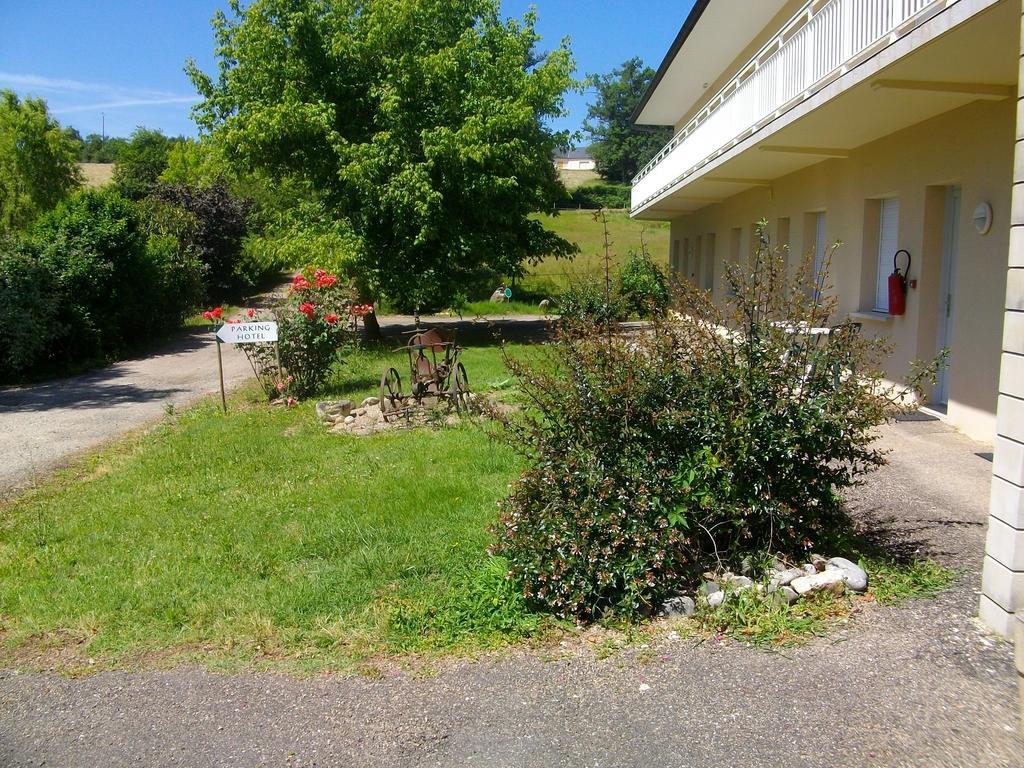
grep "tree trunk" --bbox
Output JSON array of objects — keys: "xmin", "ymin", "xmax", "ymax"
[{"xmin": 363, "ymin": 308, "xmax": 383, "ymax": 341}]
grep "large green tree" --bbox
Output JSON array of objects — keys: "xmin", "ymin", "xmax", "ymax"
[
  {"xmin": 188, "ymin": 0, "xmax": 577, "ymax": 313},
  {"xmin": 113, "ymin": 127, "xmax": 179, "ymax": 200},
  {"xmin": 583, "ymin": 58, "xmax": 673, "ymax": 184},
  {"xmin": 0, "ymin": 91, "xmax": 82, "ymax": 233}
]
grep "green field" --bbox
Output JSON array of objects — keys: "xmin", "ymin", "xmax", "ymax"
[
  {"xmin": 558, "ymin": 169, "xmax": 600, "ymax": 190},
  {"xmin": 523, "ymin": 210, "xmax": 671, "ymax": 297}
]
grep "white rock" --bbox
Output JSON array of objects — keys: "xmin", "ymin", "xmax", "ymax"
[
  {"xmin": 698, "ymin": 581, "xmax": 720, "ymax": 597},
  {"xmin": 826, "ymin": 557, "xmax": 868, "ymax": 593},
  {"xmin": 707, "ymin": 591, "xmax": 726, "ymax": 608},
  {"xmin": 773, "ymin": 586, "xmax": 799, "ymax": 605},
  {"xmin": 775, "ymin": 568, "xmax": 805, "ymax": 586},
  {"xmin": 661, "ymin": 596, "xmax": 695, "ymax": 618},
  {"xmin": 791, "ymin": 569, "xmax": 846, "ymax": 596},
  {"xmin": 722, "ymin": 574, "xmax": 754, "ymax": 590},
  {"xmin": 344, "ymin": 415, "xmax": 356, "ymax": 425},
  {"xmin": 362, "ymin": 396, "xmax": 380, "ymax": 407}
]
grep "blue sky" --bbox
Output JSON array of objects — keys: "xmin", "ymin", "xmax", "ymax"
[{"xmin": 0, "ymin": 0, "xmax": 692, "ymax": 140}]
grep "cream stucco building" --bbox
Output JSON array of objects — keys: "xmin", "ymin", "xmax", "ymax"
[{"xmin": 630, "ymin": 0, "xmax": 1024, "ymax": 637}]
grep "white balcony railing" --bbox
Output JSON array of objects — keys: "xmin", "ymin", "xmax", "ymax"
[{"xmin": 631, "ymin": 0, "xmax": 944, "ymax": 212}]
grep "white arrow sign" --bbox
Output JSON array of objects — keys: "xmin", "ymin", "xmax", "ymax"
[{"xmin": 216, "ymin": 322, "xmax": 278, "ymax": 344}]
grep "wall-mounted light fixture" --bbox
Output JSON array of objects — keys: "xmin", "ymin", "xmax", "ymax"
[{"xmin": 973, "ymin": 201, "xmax": 993, "ymax": 235}]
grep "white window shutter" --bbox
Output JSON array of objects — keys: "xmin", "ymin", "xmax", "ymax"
[{"xmin": 875, "ymin": 199, "xmax": 900, "ymax": 312}]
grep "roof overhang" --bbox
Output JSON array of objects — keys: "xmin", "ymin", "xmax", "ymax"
[
  {"xmin": 633, "ymin": 0, "xmax": 790, "ymax": 127},
  {"xmin": 632, "ymin": 0, "xmax": 1018, "ymax": 219}
]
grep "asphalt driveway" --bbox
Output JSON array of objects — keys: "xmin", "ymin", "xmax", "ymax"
[{"xmin": 0, "ymin": 330, "xmax": 252, "ymax": 498}]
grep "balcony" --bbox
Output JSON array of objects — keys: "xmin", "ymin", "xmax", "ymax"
[{"xmin": 631, "ymin": 0, "xmax": 949, "ymax": 215}]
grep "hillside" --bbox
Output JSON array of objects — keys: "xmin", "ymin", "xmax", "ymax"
[{"xmin": 524, "ymin": 209, "xmax": 670, "ymax": 295}]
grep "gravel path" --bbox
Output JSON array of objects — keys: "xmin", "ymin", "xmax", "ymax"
[
  {"xmin": 0, "ymin": 420, "xmax": 1018, "ymax": 766},
  {"xmin": 0, "ymin": 330, "xmax": 251, "ymax": 498}
]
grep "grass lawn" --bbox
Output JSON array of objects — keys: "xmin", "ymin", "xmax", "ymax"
[
  {"xmin": 523, "ymin": 210, "xmax": 670, "ymax": 296},
  {"xmin": 0, "ymin": 343, "xmax": 548, "ymax": 673},
  {"xmin": 558, "ymin": 169, "xmax": 600, "ymax": 189},
  {"xmin": 0, "ymin": 334, "xmax": 955, "ymax": 673},
  {"xmin": 457, "ymin": 299, "xmax": 548, "ymax": 316}
]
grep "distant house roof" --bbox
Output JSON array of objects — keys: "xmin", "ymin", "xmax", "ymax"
[{"xmin": 554, "ymin": 148, "xmax": 594, "ymax": 161}]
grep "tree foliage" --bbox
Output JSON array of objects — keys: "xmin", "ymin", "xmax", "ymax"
[
  {"xmin": 147, "ymin": 181, "xmax": 252, "ymax": 297},
  {"xmin": 112, "ymin": 127, "xmax": 180, "ymax": 200},
  {"xmin": 583, "ymin": 58, "xmax": 672, "ymax": 184},
  {"xmin": 78, "ymin": 133, "xmax": 128, "ymax": 164},
  {"xmin": 0, "ymin": 90, "xmax": 82, "ymax": 233},
  {"xmin": 189, "ymin": 0, "xmax": 577, "ymax": 311}
]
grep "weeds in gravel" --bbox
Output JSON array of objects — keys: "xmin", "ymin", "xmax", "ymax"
[
  {"xmin": 863, "ymin": 557, "xmax": 956, "ymax": 605},
  {"xmin": 695, "ymin": 589, "xmax": 850, "ymax": 647},
  {"xmin": 690, "ymin": 554, "xmax": 955, "ymax": 648}
]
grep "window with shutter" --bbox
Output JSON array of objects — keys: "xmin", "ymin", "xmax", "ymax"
[{"xmin": 875, "ymin": 199, "xmax": 900, "ymax": 312}]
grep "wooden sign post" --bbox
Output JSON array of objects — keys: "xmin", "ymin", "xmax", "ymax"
[{"xmin": 213, "ymin": 321, "xmax": 280, "ymax": 412}]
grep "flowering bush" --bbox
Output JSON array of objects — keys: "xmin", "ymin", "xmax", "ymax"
[
  {"xmin": 494, "ymin": 221, "xmax": 943, "ymax": 621},
  {"xmin": 238, "ymin": 269, "xmax": 357, "ymax": 399}
]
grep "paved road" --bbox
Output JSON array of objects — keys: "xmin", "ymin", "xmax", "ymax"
[
  {"xmin": 0, "ymin": 330, "xmax": 252, "ymax": 497},
  {"xmin": 0, "ymin": 420, "xmax": 1019, "ymax": 767}
]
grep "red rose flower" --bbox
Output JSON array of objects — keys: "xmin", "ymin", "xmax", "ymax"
[
  {"xmin": 202, "ymin": 310, "xmax": 213, "ymax": 321},
  {"xmin": 299, "ymin": 302, "xmax": 316, "ymax": 320},
  {"xmin": 247, "ymin": 308, "xmax": 255, "ymax": 318},
  {"xmin": 212, "ymin": 306, "xmax": 223, "ymax": 319},
  {"xmin": 291, "ymin": 274, "xmax": 311, "ymax": 291},
  {"xmin": 316, "ymin": 274, "xmax": 338, "ymax": 289},
  {"xmin": 324, "ymin": 313, "xmax": 339, "ymax": 325}
]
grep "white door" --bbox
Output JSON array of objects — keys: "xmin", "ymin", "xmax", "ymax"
[{"xmin": 934, "ymin": 186, "xmax": 960, "ymax": 407}]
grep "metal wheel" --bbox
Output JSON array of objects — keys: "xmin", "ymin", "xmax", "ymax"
[
  {"xmin": 449, "ymin": 362, "xmax": 471, "ymax": 415},
  {"xmin": 380, "ymin": 367, "xmax": 403, "ymax": 422}
]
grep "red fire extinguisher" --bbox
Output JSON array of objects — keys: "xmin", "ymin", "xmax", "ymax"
[{"xmin": 887, "ymin": 249, "xmax": 911, "ymax": 316}]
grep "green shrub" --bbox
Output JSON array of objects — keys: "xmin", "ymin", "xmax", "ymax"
[
  {"xmin": 241, "ymin": 213, "xmax": 360, "ymax": 288},
  {"xmin": 495, "ymin": 221, "xmax": 942, "ymax": 621},
  {"xmin": 31, "ymin": 189, "xmax": 198, "ymax": 366},
  {"xmin": 618, "ymin": 247, "xmax": 669, "ymax": 317},
  {"xmin": 0, "ymin": 236, "xmax": 63, "ymax": 376},
  {"xmin": 147, "ymin": 181, "xmax": 251, "ymax": 298},
  {"xmin": 565, "ymin": 182, "xmax": 631, "ymax": 210},
  {"xmin": 557, "ymin": 279, "xmax": 626, "ymax": 326}
]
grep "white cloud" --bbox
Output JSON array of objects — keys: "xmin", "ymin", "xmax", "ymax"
[
  {"xmin": 0, "ymin": 71, "xmax": 196, "ymax": 111},
  {"xmin": 54, "ymin": 97, "xmax": 198, "ymax": 114}
]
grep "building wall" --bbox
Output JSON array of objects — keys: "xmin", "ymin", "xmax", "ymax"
[
  {"xmin": 979, "ymin": 0, "xmax": 1024, "ymax": 639},
  {"xmin": 665, "ymin": 98, "xmax": 1014, "ymax": 442}
]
